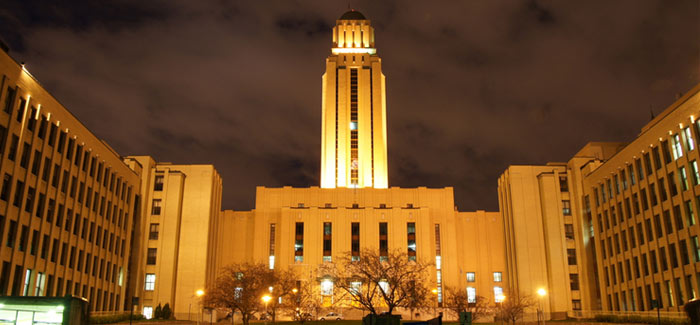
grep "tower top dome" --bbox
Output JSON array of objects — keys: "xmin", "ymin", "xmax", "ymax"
[{"xmin": 339, "ymin": 9, "xmax": 366, "ymax": 20}]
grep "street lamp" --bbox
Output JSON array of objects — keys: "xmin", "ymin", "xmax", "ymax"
[
  {"xmin": 496, "ymin": 295, "xmax": 505, "ymax": 325},
  {"xmin": 431, "ymin": 288, "xmax": 438, "ymax": 317},
  {"xmin": 192, "ymin": 289, "xmax": 205, "ymax": 325},
  {"xmin": 262, "ymin": 294, "xmax": 272, "ymax": 325},
  {"xmin": 537, "ymin": 288, "xmax": 547, "ymax": 325}
]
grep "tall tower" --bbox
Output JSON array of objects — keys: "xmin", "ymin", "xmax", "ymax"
[{"xmin": 321, "ymin": 10, "xmax": 388, "ymax": 189}]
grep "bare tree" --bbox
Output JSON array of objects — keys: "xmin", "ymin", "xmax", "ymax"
[
  {"xmin": 493, "ymin": 292, "xmax": 535, "ymax": 324},
  {"xmin": 280, "ymin": 273, "xmax": 322, "ymax": 323},
  {"xmin": 203, "ymin": 263, "xmax": 273, "ymax": 325},
  {"xmin": 268, "ymin": 267, "xmax": 298, "ymax": 322},
  {"xmin": 443, "ymin": 286, "xmax": 490, "ymax": 321},
  {"xmin": 332, "ymin": 248, "xmax": 431, "ymax": 315}
]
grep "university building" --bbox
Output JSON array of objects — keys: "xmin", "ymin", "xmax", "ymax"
[
  {"xmin": 214, "ymin": 10, "xmax": 506, "ymax": 319},
  {"xmin": 0, "ymin": 7, "xmax": 697, "ymax": 323},
  {"xmin": 0, "ymin": 48, "xmax": 140, "ymax": 313}
]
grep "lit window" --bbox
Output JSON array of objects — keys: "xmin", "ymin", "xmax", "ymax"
[
  {"xmin": 268, "ymin": 256, "xmax": 275, "ymax": 269},
  {"xmin": 22, "ymin": 269, "xmax": 32, "ymax": 296},
  {"xmin": 379, "ymin": 280, "xmax": 389, "ymax": 294},
  {"xmin": 493, "ymin": 272, "xmax": 502, "ymax": 282},
  {"xmin": 145, "ymin": 274, "xmax": 156, "ymax": 291},
  {"xmin": 467, "ymin": 287, "xmax": 476, "ymax": 303},
  {"xmin": 684, "ymin": 127, "xmax": 695, "ymax": 151},
  {"xmin": 350, "ymin": 281, "xmax": 362, "ymax": 294},
  {"xmin": 680, "ymin": 167, "xmax": 689, "ymax": 191},
  {"xmin": 562, "ymin": 200, "xmax": 571, "ymax": 216},
  {"xmin": 349, "ymin": 121, "xmax": 358, "ymax": 130},
  {"xmin": 494, "ymin": 286, "xmax": 504, "ymax": 302},
  {"xmin": 692, "ymin": 161, "xmax": 700, "ymax": 185},
  {"xmin": 466, "ymin": 272, "xmax": 475, "ymax": 282},
  {"xmin": 672, "ymin": 134, "xmax": 683, "ymax": 160},
  {"xmin": 143, "ymin": 307, "xmax": 153, "ymax": 319},
  {"xmin": 320, "ymin": 279, "xmax": 333, "ymax": 296}
]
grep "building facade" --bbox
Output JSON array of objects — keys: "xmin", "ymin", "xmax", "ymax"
[
  {"xmin": 0, "ymin": 49, "xmax": 141, "ymax": 313},
  {"xmin": 214, "ymin": 11, "xmax": 506, "ymax": 320},
  {"xmin": 498, "ymin": 143, "xmax": 624, "ymax": 320},
  {"xmin": 583, "ymin": 84, "xmax": 700, "ymax": 313},
  {"xmin": 124, "ymin": 157, "xmax": 222, "ymax": 320}
]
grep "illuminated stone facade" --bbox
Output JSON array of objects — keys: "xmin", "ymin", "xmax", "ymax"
[
  {"xmin": 582, "ymin": 84, "xmax": 700, "ymax": 313},
  {"xmin": 498, "ymin": 143, "xmax": 624, "ymax": 320},
  {"xmin": 124, "ymin": 157, "xmax": 222, "ymax": 320},
  {"xmin": 0, "ymin": 49, "xmax": 140, "ymax": 313},
  {"xmin": 321, "ymin": 10, "xmax": 388, "ymax": 189},
  {"xmin": 215, "ymin": 11, "xmax": 506, "ymax": 320}
]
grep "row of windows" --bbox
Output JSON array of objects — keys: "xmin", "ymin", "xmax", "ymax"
[
  {"xmin": 602, "ymin": 235, "xmax": 700, "ymax": 285},
  {"xmin": 605, "ymin": 273, "xmax": 700, "ymax": 312},
  {"xmin": 465, "ymin": 272, "xmax": 503, "ymax": 283},
  {"xmin": 0, "ymin": 262, "xmax": 121, "ymax": 312},
  {"xmin": 293, "ymin": 202, "xmax": 418, "ymax": 209},
  {"xmin": 593, "ymin": 121, "xmax": 700, "ymax": 208}
]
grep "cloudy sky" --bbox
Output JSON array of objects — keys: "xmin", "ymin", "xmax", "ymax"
[{"xmin": 1, "ymin": 1, "xmax": 698, "ymax": 211}]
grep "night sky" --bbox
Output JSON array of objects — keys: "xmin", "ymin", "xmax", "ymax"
[{"xmin": 1, "ymin": 1, "xmax": 698, "ymax": 211}]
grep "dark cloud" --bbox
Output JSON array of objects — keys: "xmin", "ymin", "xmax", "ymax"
[{"xmin": 1, "ymin": 1, "xmax": 698, "ymax": 211}]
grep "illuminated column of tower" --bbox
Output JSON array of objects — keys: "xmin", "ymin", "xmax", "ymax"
[{"xmin": 321, "ymin": 10, "xmax": 388, "ymax": 189}]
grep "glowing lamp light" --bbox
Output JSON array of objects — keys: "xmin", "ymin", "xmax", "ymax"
[
  {"xmin": 261, "ymin": 295, "xmax": 272, "ymax": 303},
  {"xmin": 196, "ymin": 289, "xmax": 205, "ymax": 297},
  {"xmin": 332, "ymin": 48, "xmax": 377, "ymax": 55},
  {"xmin": 496, "ymin": 294, "xmax": 506, "ymax": 303},
  {"xmin": 292, "ymin": 288, "xmax": 298, "ymax": 293},
  {"xmin": 431, "ymin": 288, "xmax": 438, "ymax": 294},
  {"xmin": 537, "ymin": 288, "xmax": 547, "ymax": 297}
]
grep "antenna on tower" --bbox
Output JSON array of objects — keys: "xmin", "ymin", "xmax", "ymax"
[{"xmin": 650, "ymin": 106, "xmax": 655, "ymax": 120}]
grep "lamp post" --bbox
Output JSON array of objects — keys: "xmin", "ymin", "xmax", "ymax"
[
  {"xmin": 262, "ymin": 294, "xmax": 272, "ymax": 325},
  {"xmin": 537, "ymin": 288, "xmax": 547, "ymax": 325},
  {"xmin": 195, "ymin": 289, "xmax": 205, "ymax": 325},
  {"xmin": 496, "ymin": 294, "xmax": 505, "ymax": 325},
  {"xmin": 431, "ymin": 288, "xmax": 438, "ymax": 318}
]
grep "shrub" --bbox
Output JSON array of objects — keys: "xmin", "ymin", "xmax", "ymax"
[
  {"xmin": 89, "ymin": 313, "xmax": 144, "ymax": 324},
  {"xmin": 593, "ymin": 314, "xmax": 689, "ymax": 325},
  {"xmin": 154, "ymin": 303, "xmax": 163, "ymax": 319},
  {"xmin": 162, "ymin": 303, "xmax": 172, "ymax": 320}
]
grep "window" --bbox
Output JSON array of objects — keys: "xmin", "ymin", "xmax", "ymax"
[
  {"xmin": 692, "ymin": 161, "xmax": 700, "ymax": 186},
  {"xmin": 562, "ymin": 200, "xmax": 571, "ymax": 216},
  {"xmin": 653, "ymin": 146, "xmax": 662, "ymax": 169},
  {"xmin": 565, "ymin": 224, "xmax": 574, "ymax": 239},
  {"xmin": 144, "ymin": 274, "xmax": 156, "ymax": 291},
  {"xmin": 154, "ymin": 175, "xmax": 164, "ymax": 191},
  {"xmin": 320, "ymin": 279, "xmax": 333, "ymax": 296},
  {"xmin": 567, "ymin": 249, "xmax": 577, "ymax": 265},
  {"xmin": 680, "ymin": 167, "xmax": 689, "ymax": 191},
  {"xmin": 294, "ymin": 222, "xmax": 304, "ymax": 262},
  {"xmin": 149, "ymin": 224, "xmax": 159, "ymax": 240},
  {"xmin": 407, "ymin": 222, "xmax": 416, "ymax": 261},
  {"xmin": 467, "ymin": 287, "xmax": 476, "ymax": 303},
  {"xmin": 351, "ymin": 222, "xmax": 360, "ymax": 261},
  {"xmin": 323, "ymin": 222, "xmax": 332, "ymax": 262},
  {"xmin": 493, "ymin": 272, "xmax": 502, "ymax": 282},
  {"xmin": 146, "ymin": 248, "xmax": 157, "ymax": 265},
  {"xmin": 379, "ymin": 222, "xmax": 388, "ymax": 259},
  {"xmin": 693, "ymin": 236, "xmax": 700, "ymax": 262},
  {"xmin": 143, "ymin": 306, "xmax": 153, "ymax": 319},
  {"xmin": 572, "ymin": 300, "xmax": 582, "ymax": 311},
  {"xmin": 569, "ymin": 273, "xmax": 580, "ymax": 291},
  {"xmin": 494, "ymin": 286, "xmax": 504, "ymax": 302},
  {"xmin": 0, "ymin": 174, "xmax": 11, "ymax": 201},
  {"xmin": 685, "ymin": 127, "xmax": 695, "ymax": 151},
  {"xmin": 673, "ymin": 134, "xmax": 684, "ymax": 160},
  {"xmin": 151, "ymin": 199, "xmax": 161, "ymax": 215},
  {"xmin": 269, "ymin": 224, "xmax": 276, "ymax": 269},
  {"xmin": 559, "ymin": 176, "xmax": 568, "ymax": 192},
  {"xmin": 466, "ymin": 272, "xmax": 475, "ymax": 282}
]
